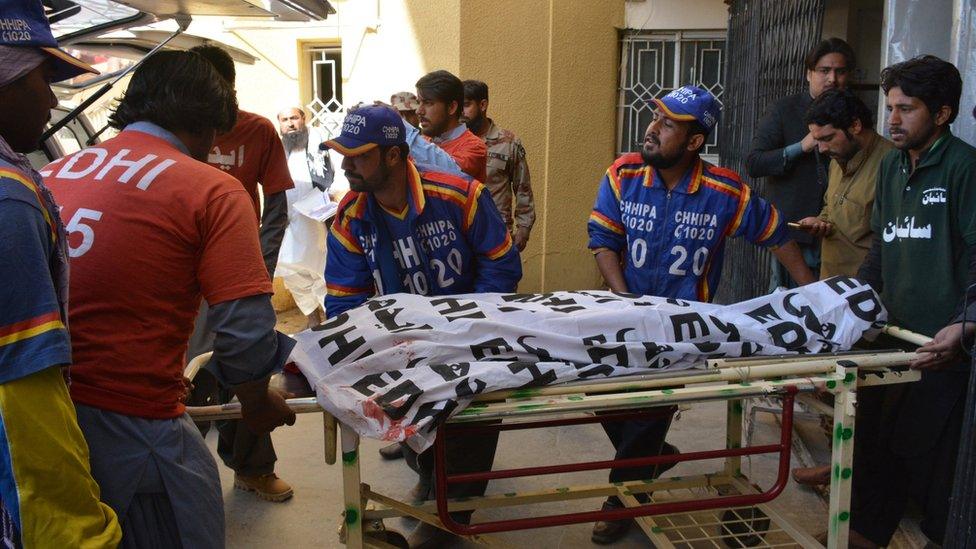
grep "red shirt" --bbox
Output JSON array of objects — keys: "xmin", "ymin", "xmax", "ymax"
[
  {"xmin": 208, "ymin": 110, "xmax": 294, "ymax": 220},
  {"xmin": 437, "ymin": 129, "xmax": 488, "ymax": 183},
  {"xmin": 44, "ymin": 128, "xmax": 272, "ymax": 419}
]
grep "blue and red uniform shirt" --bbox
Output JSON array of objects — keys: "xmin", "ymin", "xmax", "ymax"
[
  {"xmin": 0, "ymin": 159, "xmax": 70, "ymax": 384},
  {"xmin": 588, "ymin": 154, "xmax": 788, "ymax": 302},
  {"xmin": 325, "ymin": 161, "xmax": 521, "ymax": 318}
]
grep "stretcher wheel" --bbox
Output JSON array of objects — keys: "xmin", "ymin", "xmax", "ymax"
[
  {"xmin": 719, "ymin": 507, "xmax": 770, "ymax": 547},
  {"xmin": 364, "ymin": 529, "xmax": 409, "ymax": 548}
]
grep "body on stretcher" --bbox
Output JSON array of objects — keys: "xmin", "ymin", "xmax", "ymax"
[{"xmin": 185, "ymin": 325, "xmax": 926, "ymax": 548}]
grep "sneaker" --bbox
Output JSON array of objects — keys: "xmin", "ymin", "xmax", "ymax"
[{"xmin": 234, "ymin": 473, "xmax": 294, "ymax": 502}]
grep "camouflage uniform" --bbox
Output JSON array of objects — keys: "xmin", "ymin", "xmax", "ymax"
[{"xmin": 479, "ymin": 119, "xmax": 535, "ymax": 234}]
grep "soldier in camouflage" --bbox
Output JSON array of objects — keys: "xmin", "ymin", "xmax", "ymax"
[{"xmin": 462, "ymin": 80, "xmax": 536, "ymax": 251}]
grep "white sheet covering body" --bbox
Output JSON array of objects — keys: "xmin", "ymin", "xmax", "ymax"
[{"xmin": 291, "ymin": 277, "xmax": 886, "ymax": 451}]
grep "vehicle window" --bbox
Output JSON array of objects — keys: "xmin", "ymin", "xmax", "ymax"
[
  {"xmin": 48, "ymin": 0, "xmax": 140, "ymax": 39},
  {"xmin": 56, "ymin": 125, "xmax": 84, "ymax": 155}
]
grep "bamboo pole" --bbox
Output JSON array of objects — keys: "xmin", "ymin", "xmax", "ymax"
[{"xmin": 882, "ymin": 325, "xmax": 933, "ymax": 346}]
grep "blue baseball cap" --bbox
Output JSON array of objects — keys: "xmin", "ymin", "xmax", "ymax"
[
  {"xmin": 651, "ymin": 86, "xmax": 721, "ymax": 133},
  {"xmin": 322, "ymin": 105, "xmax": 407, "ymax": 157},
  {"xmin": 0, "ymin": 0, "xmax": 99, "ymax": 82}
]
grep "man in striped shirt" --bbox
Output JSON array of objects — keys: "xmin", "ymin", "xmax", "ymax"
[{"xmin": 587, "ymin": 86, "xmax": 813, "ymax": 544}]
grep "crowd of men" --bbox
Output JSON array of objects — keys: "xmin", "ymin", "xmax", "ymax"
[{"xmin": 2, "ymin": 0, "xmax": 976, "ymax": 546}]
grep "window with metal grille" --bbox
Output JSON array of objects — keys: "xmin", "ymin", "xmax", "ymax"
[
  {"xmin": 617, "ymin": 31, "xmax": 726, "ymax": 162},
  {"xmin": 303, "ymin": 45, "xmax": 345, "ymax": 137}
]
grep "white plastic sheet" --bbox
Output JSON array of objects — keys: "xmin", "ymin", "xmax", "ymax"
[{"xmin": 291, "ymin": 277, "xmax": 886, "ymax": 451}]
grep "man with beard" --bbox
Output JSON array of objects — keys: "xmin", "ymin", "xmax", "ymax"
[
  {"xmin": 462, "ymin": 79, "xmax": 536, "ymax": 251},
  {"xmin": 797, "ymin": 89, "xmax": 894, "ymax": 280},
  {"xmin": 845, "ymin": 55, "xmax": 976, "ymax": 549},
  {"xmin": 189, "ymin": 45, "xmax": 296, "ymax": 503},
  {"xmin": 0, "ymin": 1, "xmax": 120, "ymax": 545},
  {"xmin": 276, "ymin": 106, "xmax": 347, "ymax": 328},
  {"xmin": 324, "ymin": 105, "xmax": 521, "ymax": 547},
  {"xmin": 415, "ymin": 70, "xmax": 487, "ymax": 183},
  {"xmin": 747, "ymin": 38, "xmax": 855, "ymax": 288},
  {"xmin": 789, "ymin": 89, "xmax": 893, "ymax": 487},
  {"xmin": 587, "ymin": 86, "xmax": 814, "ymax": 544}
]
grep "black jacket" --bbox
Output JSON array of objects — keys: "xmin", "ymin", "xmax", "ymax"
[{"xmin": 746, "ymin": 92, "xmax": 829, "ymax": 245}]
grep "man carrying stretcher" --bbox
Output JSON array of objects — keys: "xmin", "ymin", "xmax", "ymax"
[
  {"xmin": 323, "ymin": 104, "xmax": 522, "ymax": 546},
  {"xmin": 587, "ymin": 85, "xmax": 815, "ymax": 543}
]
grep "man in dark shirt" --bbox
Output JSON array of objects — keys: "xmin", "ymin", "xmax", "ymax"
[{"xmin": 746, "ymin": 38, "xmax": 855, "ymax": 288}]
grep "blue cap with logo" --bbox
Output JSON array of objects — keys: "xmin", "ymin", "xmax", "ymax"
[
  {"xmin": 651, "ymin": 86, "xmax": 721, "ymax": 133},
  {"xmin": 322, "ymin": 105, "xmax": 407, "ymax": 157},
  {"xmin": 0, "ymin": 0, "xmax": 98, "ymax": 82}
]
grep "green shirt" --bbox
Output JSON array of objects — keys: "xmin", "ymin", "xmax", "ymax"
[{"xmin": 871, "ymin": 132, "xmax": 976, "ymax": 336}]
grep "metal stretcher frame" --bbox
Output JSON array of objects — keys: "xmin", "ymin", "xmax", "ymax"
[{"xmin": 186, "ymin": 331, "xmax": 925, "ymax": 549}]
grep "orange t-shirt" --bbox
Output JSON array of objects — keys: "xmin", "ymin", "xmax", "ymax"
[
  {"xmin": 43, "ymin": 128, "xmax": 272, "ymax": 419},
  {"xmin": 207, "ymin": 110, "xmax": 294, "ymax": 220},
  {"xmin": 437, "ymin": 129, "xmax": 488, "ymax": 183}
]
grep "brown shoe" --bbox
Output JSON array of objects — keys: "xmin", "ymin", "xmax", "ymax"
[
  {"xmin": 378, "ymin": 442, "xmax": 404, "ymax": 460},
  {"xmin": 591, "ymin": 500, "xmax": 631, "ymax": 545},
  {"xmin": 792, "ymin": 465, "xmax": 831, "ymax": 486},
  {"xmin": 234, "ymin": 473, "xmax": 294, "ymax": 502}
]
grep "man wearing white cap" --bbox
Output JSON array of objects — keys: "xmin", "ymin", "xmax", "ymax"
[{"xmin": 0, "ymin": 0, "xmax": 121, "ymax": 546}]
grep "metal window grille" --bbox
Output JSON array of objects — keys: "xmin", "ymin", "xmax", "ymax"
[
  {"xmin": 617, "ymin": 31, "xmax": 726, "ymax": 162},
  {"xmin": 304, "ymin": 46, "xmax": 345, "ymax": 137},
  {"xmin": 714, "ymin": 0, "xmax": 825, "ymax": 304}
]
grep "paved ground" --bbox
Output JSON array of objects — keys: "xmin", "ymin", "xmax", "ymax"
[{"xmin": 204, "ymin": 308, "xmax": 924, "ymax": 548}]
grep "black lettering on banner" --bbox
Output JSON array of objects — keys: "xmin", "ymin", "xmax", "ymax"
[
  {"xmin": 351, "ymin": 370, "xmax": 403, "ymax": 397},
  {"xmin": 746, "ymin": 303, "xmax": 782, "ymax": 324},
  {"xmin": 582, "ymin": 334, "xmax": 630, "ymax": 366},
  {"xmin": 610, "ymin": 290, "xmax": 642, "ymax": 299},
  {"xmin": 644, "ymin": 342, "xmax": 674, "ymax": 361},
  {"xmin": 471, "ymin": 337, "xmax": 517, "ymax": 360},
  {"xmin": 569, "ymin": 290, "xmax": 623, "ymax": 303},
  {"xmin": 373, "ymin": 306, "xmax": 433, "ymax": 333},
  {"xmin": 768, "ymin": 321, "xmax": 809, "ymax": 351},
  {"xmin": 497, "ymin": 306, "xmax": 528, "ymax": 313},
  {"xmin": 615, "ymin": 328, "xmax": 635, "ymax": 341},
  {"xmin": 405, "ymin": 357, "xmax": 427, "ymax": 369},
  {"xmin": 411, "ymin": 400, "xmax": 460, "ymax": 433},
  {"xmin": 711, "ymin": 316, "xmax": 741, "ymax": 341},
  {"xmin": 501, "ymin": 293, "xmax": 551, "ymax": 303},
  {"xmin": 508, "ymin": 361, "xmax": 558, "ymax": 387},
  {"xmin": 824, "ymin": 275, "xmax": 861, "ymax": 295},
  {"xmin": 575, "ymin": 363, "xmax": 616, "ymax": 378},
  {"xmin": 667, "ymin": 298, "xmax": 691, "ymax": 307},
  {"xmin": 366, "ymin": 298, "xmax": 398, "ymax": 311},
  {"xmin": 740, "ymin": 341, "xmax": 763, "ymax": 356},
  {"xmin": 317, "ymin": 321, "xmax": 368, "ymax": 364},
  {"xmin": 517, "ymin": 335, "xmax": 554, "ymax": 361},
  {"xmin": 694, "ymin": 341, "xmax": 723, "ymax": 355},
  {"xmin": 672, "ymin": 312, "xmax": 710, "ymax": 341},
  {"xmin": 431, "ymin": 297, "xmax": 487, "ymax": 321},
  {"xmin": 540, "ymin": 296, "xmax": 586, "ymax": 313},
  {"xmin": 844, "ymin": 289, "xmax": 884, "ymax": 322},
  {"xmin": 430, "ymin": 363, "xmax": 470, "ymax": 381},
  {"xmin": 455, "ymin": 376, "xmax": 488, "ymax": 397},
  {"xmin": 374, "ymin": 379, "xmax": 423, "ymax": 420},
  {"xmin": 783, "ymin": 293, "xmax": 824, "ymax": 335}
]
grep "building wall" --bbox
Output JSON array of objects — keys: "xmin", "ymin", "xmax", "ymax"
[
  {"xmin": 457, "ymin": 0, "xmax": 625, "ymax": 291},
  {"xmin": 625, "ymin": 0, "xmax": 727, "ymax": 30},
  {"xmin": 184, "ymin": 0, "xmax": 624, "ymax": 294}
]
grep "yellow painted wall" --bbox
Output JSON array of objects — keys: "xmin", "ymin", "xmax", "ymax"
[
  {"xmin": 185, "ymin": 0, "xmax": 624, "ymax": 293},
  {"xmin": 458, "ymin": 0, "xmax": 625, "ymax": 291}
]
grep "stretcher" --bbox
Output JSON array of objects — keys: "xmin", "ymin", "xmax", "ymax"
[{"xmin": 186, "ymin": 325, "xmax": 926, "ymax": 548}]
